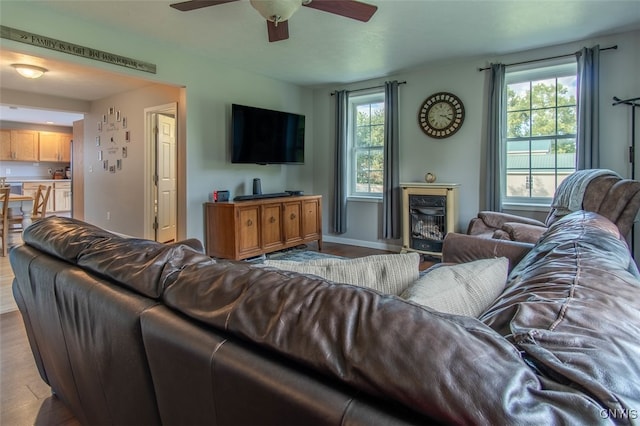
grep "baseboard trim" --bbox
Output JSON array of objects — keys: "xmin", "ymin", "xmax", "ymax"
[{"xmin": 322, "ymin": 235, "xmax": 402, "ymax": 252}]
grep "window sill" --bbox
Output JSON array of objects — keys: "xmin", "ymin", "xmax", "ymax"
[
  {"xmin": 347, "ymin": 196, "xmax": 382, "ymax": 203},
  {"xmin": 502, "ymin": 202, "xmax": 550, "ymax": 213}
]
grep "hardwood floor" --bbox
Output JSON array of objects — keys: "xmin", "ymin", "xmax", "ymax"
[{"xmin": 0, "ymin": 242, "xmax": 432, "ymax": 425}]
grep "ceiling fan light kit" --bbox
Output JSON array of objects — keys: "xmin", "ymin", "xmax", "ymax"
[
  {"xmin": 11, "ymin": 63, "xmax": 48, "ymax": 79},
  {"xmin": 249, "ymin": 0, "xmax": 303, "ymax": 24},
  {"xmin": 170, "ymin": 0, "xmax": 377, "ymax": 42}
]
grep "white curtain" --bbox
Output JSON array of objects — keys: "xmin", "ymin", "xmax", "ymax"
[
  {"xmin": 333, "ymin": 90, "xmax": 348, "ymax": 234},
  {"xmin": 383, "ymin": 81, "xmax": 401, "ymax": 239},
  {"xmin": 576, "ymin": 45, "xmax": 600, "ymax": 169}
]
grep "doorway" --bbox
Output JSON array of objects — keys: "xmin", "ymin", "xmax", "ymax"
[{"xmin": 145, "ymin": 103, "xmax": 177, "ymax": 243}]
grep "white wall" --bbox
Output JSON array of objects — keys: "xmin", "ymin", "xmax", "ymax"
[
  {"xmin": 313, "ymin": 30, "xmax": 640, "ymax": 252},
  {"xmin": 83, "ymin": 84, "xmax": 180, "ymax": 236}
]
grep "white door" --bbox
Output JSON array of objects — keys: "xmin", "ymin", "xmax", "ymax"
[{"xmin": 155, "ymin": 113, "xmax": 177, "ymax": 243}]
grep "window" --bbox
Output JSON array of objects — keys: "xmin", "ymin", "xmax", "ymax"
[
  {"xmin": 348, "ymin": 91, "xmax": 385, "ymax": 197},
  {"xmin": 504, "ymin": 62, "xmax": 577, "ymax": 205}
]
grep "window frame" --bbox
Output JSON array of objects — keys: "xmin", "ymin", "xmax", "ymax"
[
  {"xmin": 347, "ymin": 90, "xmax": 386, "ymax": 199},
  {"xmin": 502, "ymin": 60, "xmax": 578, "ymax": 207}
]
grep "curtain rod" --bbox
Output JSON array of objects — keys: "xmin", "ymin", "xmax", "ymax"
[
  {"xmin": 330, "ymin": 81, "xmax": 407, "ymax": 96},
  {"xmin": 477, "ymin": 45, "xmax": 617, "ymax": 72}
]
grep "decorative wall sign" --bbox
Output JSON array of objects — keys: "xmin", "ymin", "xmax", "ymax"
[{"xmin": 1, "ymin": 25, "xmax": 157, "ymax": 74}]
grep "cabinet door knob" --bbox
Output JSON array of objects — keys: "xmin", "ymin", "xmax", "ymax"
[
  {"xmin": 270, "ymin": 217, "xmax": 276, "ymax": 223},
  {"xmin": 290, "ymin": 213, "xmax": 296, "ymax": 220},
  {"xmin": 247, "ymin": 219, "xmax": 253, "ymax": 226}
]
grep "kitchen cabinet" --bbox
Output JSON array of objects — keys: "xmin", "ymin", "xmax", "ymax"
[
  {"xmin": 204, "ymin": 195, "xmax": 322, "ymax": 260},
  {"xmin": 54, "ymin": 181, "xmax": 72, "ymax": 212},
  {"xmin": 0, "ymin": 130, "xmax": 10, "ymax": 160},
  {"xmin": 39, "ymin": 131, "xmax": 72, "ymax": 162},
  {"xmin": 0, "ymin": 130, "xmax": 39, "ymax": 161}
]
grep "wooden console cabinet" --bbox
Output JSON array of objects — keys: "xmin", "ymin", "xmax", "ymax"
[{"xmin": 205, "ymin": 195, "xmax": 322, "ymax": 260}]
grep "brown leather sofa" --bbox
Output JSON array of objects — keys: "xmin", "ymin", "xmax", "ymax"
[
  {"xmin": 10, "ymin": 215, "xmax": 640, "ymax": 425},
  {"xmin": 467, "ymin": 170, "xmax": 640, "ymax": 243}
]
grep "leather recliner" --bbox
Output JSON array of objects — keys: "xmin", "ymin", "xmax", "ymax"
[{"xmin": 467, "ymin": 169, "xmax": 640, "ymax": 243}]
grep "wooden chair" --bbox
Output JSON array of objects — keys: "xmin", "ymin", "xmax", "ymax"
[
  {"xmin": 0, "ymin": 186, "xmax": 10, "ymax": 257},
  {"xmin": 8, "ymin": 185, "xmax": 52, "ymax": 233}
]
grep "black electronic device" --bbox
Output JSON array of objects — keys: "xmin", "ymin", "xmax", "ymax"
[
  {"xmin": 231, "ymin": 104, "xmax": 305, "ymax": 165},
  {"xmin": 253, "ymin": 178, "xmax": 262, "ymax": 195},
  {"xmin": 286, "ymin": 190, "xmax": 304, "ymax": 196},
  {"xmin": 234, "ymin": 192, "xmax": 291, "ymax": 201}
]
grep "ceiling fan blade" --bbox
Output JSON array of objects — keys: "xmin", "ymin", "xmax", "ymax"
[
  {"xmin": 169, "ymin": 0, "xmax": 240, "ymax": 12},
  {"xmin": 267, "ymin": 20, "xmax": 289, "ymax": 42},
  {"xmin": 303, "ymin": 0, "xmax": 377, "ymax": 22}
]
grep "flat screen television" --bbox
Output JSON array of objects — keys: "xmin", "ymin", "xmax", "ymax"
[{"xmin": 231, "ymin": 104, "xmax": 305, "ymax": 164}]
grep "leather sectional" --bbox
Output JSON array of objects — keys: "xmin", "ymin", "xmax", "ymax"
[{"xmin": 10, "ymin": 213, "xmax": 640, "ymax": 425}]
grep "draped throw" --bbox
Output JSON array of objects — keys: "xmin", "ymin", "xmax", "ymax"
[
  {"xmin": 383, "ymin": 81, "xmax": 401, "ymax": 239},
  {"xmin": 333, "ymin": 90, "xmax": 348, "ymax": 234},
  {"xmin": 485, "ymin": 63, "xmax": 506, "ymax": 212},
  {"xmin": 576, "ymin": 45, "xmax": 600, "ymax": 170}
]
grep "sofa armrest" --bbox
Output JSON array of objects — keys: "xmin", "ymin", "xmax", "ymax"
[
  {"xmin": 501, "ymin": 222, "xmax": 547, "ymax": 244},
  {"xmin": 475, "ymin": 211, "xmax": 546, "ymax": 230},
  {"xmin": 442, "ymin": 233, "xmax": 534, "ymax": 272}
]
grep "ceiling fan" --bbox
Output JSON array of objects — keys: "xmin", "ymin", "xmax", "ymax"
[{"xmin": 169, "ymin": 0, "xmax": 378, "ymax": 42}]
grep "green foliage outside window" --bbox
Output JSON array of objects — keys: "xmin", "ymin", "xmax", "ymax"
[
  {"xmin": 507, "ymin": 77, "xmax": 577, "ymax": 141},
  {"xmin": 353, "ymin": 101, "xmax": 385, "ymax": 194}
]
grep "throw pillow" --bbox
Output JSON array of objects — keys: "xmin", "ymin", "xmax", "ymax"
[
  {"xmin": 264, "ymin": 252, "xmax": 420, "ymax": 295},
  {"xmin": 400, "ymin": 257, "xmax": 508, "ymax": 317}
]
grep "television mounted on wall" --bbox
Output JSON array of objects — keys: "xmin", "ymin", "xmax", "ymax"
[{"xmin": 231, "ymin": 104, "xmax": 305, "ymax": 165}]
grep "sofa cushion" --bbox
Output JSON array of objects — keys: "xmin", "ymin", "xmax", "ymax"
[
  {"xmin": 263, "ymin": 252, "xmax": 420, "ymax": 295},
  {"xmin": 400, "ymin": 257, "xmax": 508, "ymax": 317}
]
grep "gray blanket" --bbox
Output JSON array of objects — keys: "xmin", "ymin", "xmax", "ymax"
[{"xmin": 550, "ymin": 169, "xmax": 621, "ymax": 216}]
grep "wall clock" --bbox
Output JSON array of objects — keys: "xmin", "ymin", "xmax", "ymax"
[{"xmin": 418, "ymin": 92, "xmax": 465, "ymax": 139}]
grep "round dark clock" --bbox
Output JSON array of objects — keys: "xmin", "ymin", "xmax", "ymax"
[{"xmin": 418, "ymin": 92, "xmax": 465, "ymax": 139}]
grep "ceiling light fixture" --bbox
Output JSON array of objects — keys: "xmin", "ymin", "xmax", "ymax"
[
  {"xmin": 249, "ymin": 0, "xmax": 305, "ymax": 25},
  {"xmin": 11, "ymin": 64, "xmax": 48, "ymax": 79}
]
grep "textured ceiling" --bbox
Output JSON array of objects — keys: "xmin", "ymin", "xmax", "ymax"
[{"xmin": 1, "ymin": 0, "xmax": 639, "ymax": 125}]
